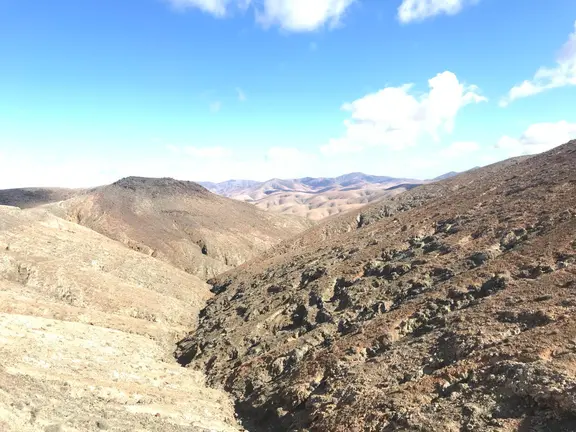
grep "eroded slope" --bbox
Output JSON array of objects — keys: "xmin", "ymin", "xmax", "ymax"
[
  {"xmin": 43, "ymin": 177, "xmax": 313, "ymax": 280},
  {"xmin": 0, "ymin": 206, "xmax": 240, "ymax": 431},
  {"xmin": 177, "ymin": 141, "xmax": 576, "ymax": 431}
]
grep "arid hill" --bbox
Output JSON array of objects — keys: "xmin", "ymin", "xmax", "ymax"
[
  {"xmin": 0, "ymin": 187, "xmax": 82, "ymax": 209},
  {"xmin": 201, "ymin": 173, "xmax": 424, "ymax": 220},
  {"xmin": 241, "ymin": 184, "xmax": 419, "ymax": 221},
  {"xmin": 177, "ymin": 141, "xmax": 576, "ymax": 431},
  {"xmin": 0, "ymin": 205, "xmax": 240, "ymax": 431},
  {"xmin": 40, "ymin": 177, "xmax": 313, "ymax": 280}
]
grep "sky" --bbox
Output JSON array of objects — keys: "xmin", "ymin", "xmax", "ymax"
[{"xmin": 1, "ymin": 0, "xmax": 576, "ymax": 188}]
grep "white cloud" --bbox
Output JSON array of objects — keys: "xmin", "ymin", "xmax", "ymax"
[
  {"xmin": 321, "ymin": 71, "xmax": 486, "ymax": 155},
  {"xmin": 398, "ymin": 0, "xmax": 477, "ymax": 23},
  {"xmin": 169, "ymin": 0, "xmax": 231, "ymax": 16},
  {"xmin": 496, "ymin": 121, "xmax": 576, "ymax": 156},
  {"xmin": 236, "ymin": 87, "xmax": 247, "ymax": 102},
  {"xmin": 209, "ymin": 101, "xmax": 222, "ymax": 113},
  {"xmin": 167, "ymin": 0, "xmax": 356, "ymax": 32},
  {"xmin": 441, "ymin": 141, "xmax": 479, "ymax": 158},
  {"xmin": 501, "ymin": 21, "xmax": 576, "ymax": 106},
  {"xmin": 259, "ymin": 0, "xmax": 356, "ymax": 31}
]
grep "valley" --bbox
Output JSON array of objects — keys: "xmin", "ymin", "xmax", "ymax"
[
  {"xmin": 1, "ymin": 143, "xmax": 575, "ymax": 431},
  {"xmin": 4, "ymin": 2, "xmax": 574, "ymax": 431}
]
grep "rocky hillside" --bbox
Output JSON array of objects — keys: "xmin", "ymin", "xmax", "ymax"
[
  {"xmin": 177, "ymin": 141, "xmax": 576, "ymax": 431},
  {"xmin": 0, "ymin": 205, "xmax": 240, "ymax": 431},
  {"xmin": 41, "ymin": 177, "xmax": 313, "ymax": 280}
]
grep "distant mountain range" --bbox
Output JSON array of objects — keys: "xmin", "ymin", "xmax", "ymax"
[
  {"xmin": 199, "ymin": 171, "xmax": 459, "ymax": 220},
  {"xmin": 200, "ymin": 172, "xmax": 421, "ymax": 198}
]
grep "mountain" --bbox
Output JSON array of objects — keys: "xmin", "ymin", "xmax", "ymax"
[
  {"xmin": 37, "ymin": 177, "xmax": 313, "ymax": 280},
  {"xmin": 176, "ymin": 140, "xmax": 576, "ymax": 431},
  {"xmin": 199, "ymin": 179, "xmax": 261, "ymax": 196},
  {"xmin": 201, "ymin": 173, "xmax": 421, "ymax": 199},
  {"xmin": 201, "ymin": 173, "xmax": 424, "ymax": 221},
  {"xmin": 0, "ymin": 205, "xmax": 239, "ymax": 431}
]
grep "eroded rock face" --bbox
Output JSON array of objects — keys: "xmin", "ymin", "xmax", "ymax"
[
  {"xmin": 177, "ymin": 141, "xmax": 576, "ymax": 431},
  {"xmin": 0, "ymin": 206, "xmax": 241, "ymax": 431}
]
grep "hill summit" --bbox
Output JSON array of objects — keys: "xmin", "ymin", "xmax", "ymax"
[
  {"xmin": 0, "ymin": 176, "xmax": 313, "ymax": 280},
  {"xmin": 112, "ymin": 176, "xmax": 209, "ymax": 194}
]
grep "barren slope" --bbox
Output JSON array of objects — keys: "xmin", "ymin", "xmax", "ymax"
[
  {"xmin": 0, "ymin": 205, "xmax": 240, "ymax": 431},
  {"xmin": 177, "ymin": 141, "xmax": 576, "ymax": 431},
  {"xmin": 249, "ymin": 184, "xmax": 417, "ymax": 220},
  {"xmin": 0, "ymin": 187, "xmax": 82, "ymax": 209},
  {"xmin": 43, "ymin": 177, "xmax": 313, "ymax": 280}
]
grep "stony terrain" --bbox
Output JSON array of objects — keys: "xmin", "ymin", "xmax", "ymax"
[
  {"xmin": 0, "ymin": 205, "xmax": 240, "ymax": 431},
  {"xmin": 177, "ymin": 141, "xmax": 576, "ymax": 431},
  {"xmin": 40, "ymin": 177, "xmax": 313, "ymax": 280},
  {"xmin": 201, "ymin": 173, "xmax": 424, "ymax": 220}
]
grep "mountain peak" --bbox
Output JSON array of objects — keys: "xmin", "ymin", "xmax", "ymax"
[{"xmin": 111, "ymin": 176, "xmax": 208, "ymax": 194}]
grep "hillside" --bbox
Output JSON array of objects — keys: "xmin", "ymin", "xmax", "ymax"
[
  {"xmin": 201, "ymin": 173, "xmax": 424, "ymax": 220},
  {"xmin": 0, "ymin": 187, "xmax": 82, "ymax": 209},
  {"xmin": 0, "ymin": 205, "xmax": 240, "ymax": 431},
  {"xmin": 38, "ymin": 177, "xmax": 312, "ymax": 280},
  {"xmin": 177, "ymin": 141, "xmax": 576, "ymax": 431}
]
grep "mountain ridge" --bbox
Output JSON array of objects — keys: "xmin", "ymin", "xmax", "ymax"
[
  {"xmin": 199, "ymin": 172, "xmax": 432, "ymax": 221},
  {"xmin": 199, "ymin": 172, "xmax": 424, "ymax": 198}
]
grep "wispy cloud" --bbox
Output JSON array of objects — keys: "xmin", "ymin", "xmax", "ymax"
[
  {"xmin": 209, "ymin": 100, "xmax": 222, "ymax": 113},
  {"xmin": 398, "ymin": 0, "xmax": 478, "ymax": 23},
  {"xmin": 236, "ymin": 87, "xmax": 247, "ymax": 102},
  {"xmin": 501, "ymin": 21, "xmax": 576, "ymax": 106},
  {"xmin": 169, "ymin": 0, "xmax": 230, "ymax": 16},
  {"xmin": 166, "ymin": 0, "xmax": 357, "ymax": 32}
]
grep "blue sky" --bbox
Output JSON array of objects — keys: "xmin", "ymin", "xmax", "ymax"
[{"xmin": 1, "ymin": 0, "xmax": 576, "ymax": 187}]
